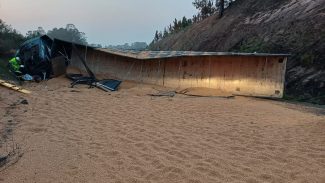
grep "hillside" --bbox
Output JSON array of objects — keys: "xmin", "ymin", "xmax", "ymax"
[{"xmin": 150, "ymin": 0, "xmax": 325, "ymax": 104}]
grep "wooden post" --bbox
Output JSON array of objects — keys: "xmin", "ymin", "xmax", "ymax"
[
  {"xmin": 155, "ymin": 59, "xmax": 161, "ymax": 85},
  {"xmin": 208, "ymin": 56, "xmax": 212, "ymax": 88},
  {"xmin": 0, "ymin": 79, "xmax": 31, "ymax": 94},
  {"xmin": 139, "ymin": 60, "xmax": 143, "ymax": 83},
  {"xmin": 162, "ymin": 61, "xmax": 166, "ymax": 86},
  {"xmin": 178, "ymin": 58, "xmax": 182, "ymax": 88},
  {"xmin": 280, "ymin": 57, "xmax": 288, "ymax": 98}
]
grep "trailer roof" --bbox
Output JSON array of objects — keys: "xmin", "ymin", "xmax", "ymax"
[
  {"xmin": 95, "ymin": 48, "xmax": 290, "ymax": 60},
  {"xmin": 50, "ymin": 38, "xmax": 289, "ymax": 59}
]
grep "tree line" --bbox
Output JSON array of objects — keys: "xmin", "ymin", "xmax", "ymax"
[
  {"xmin": 0, "ymin": 19, "xmax": 26, "ymax": 56},
  {"xmin": 0, "ymin": 20, "xmax": 89, "ymax": 58},
  {"xmin": 151, "ymin": 16, "xmax": 193, "ymax": 45},
  {"xmin": 105, "ymin": 42, "xmax": 148, "ymax": 51},
  {"xmin": 1, "ymin": 19, "xmax": 149, "ymax": 57},
  {"xmin": 26, "ymin": 24, "xmax": 87, "ymax": 44},
  {"xmin": 149, "ymin": 0, "xmax": 235, "ymax": 48}
]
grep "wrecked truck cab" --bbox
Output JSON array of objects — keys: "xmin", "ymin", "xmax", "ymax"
[
  {"xmin": 14, "ymin": 35, "xmax": 86, "ymax": 81},
  {"xmin": 16, "ymin": 35, "xmax": 54, "ymax": 79}
]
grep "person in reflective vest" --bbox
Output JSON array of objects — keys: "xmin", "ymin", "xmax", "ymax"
[{"xmin": 8, "ymin": 57, "xmax": 23, "ymax": 74}]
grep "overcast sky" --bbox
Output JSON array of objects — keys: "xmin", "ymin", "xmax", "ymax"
[{"xmin": 0, "ymin": 0, "xmax": 197, "ymax": 45}]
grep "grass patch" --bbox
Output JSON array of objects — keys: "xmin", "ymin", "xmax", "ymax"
[
  {"xmin": 239, "ymin": 39, "xmax": 266, "ymax": 53},
  {"xmin": 283, "ymin": 93, "xmax": 325, "ymax": 105},
  {"xmin": 231, "ymin": 38, "xmax": 271, "ymax": 53},
  {"xmin": 300, "ymin": 52, "xmax": 315, "ymax": 67}
]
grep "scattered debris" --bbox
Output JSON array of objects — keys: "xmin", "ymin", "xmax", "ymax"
[
  {"xmin": 0, "ymin": 156, "xmax": 8, "ymax": 167},
  {"xmin": 20, "ymin": 99, "xmax": 28, "ymax": 105},
  {"xmin": 21, "ymin": 74, "xmax": 33, "ymax": 81},
  {"xmin": 148, "ymin": 91, "xmax": 176, "ymax": 97},
  {"xmin": 177, "ymin": 88, "xmax": 235, "ymax": 99},
  {"xmin": 95, "ymin": 80, "xmax": 122, "ymax": 92},
  {"xmin": 66, "ymin": 44, "xmax": 122, "ymax": 92},
  {"xmin": 70, "ymin": 90, "xmax": 81, "ymax": 93},
  {"xmin": 0, "ymin": 145, "xmax": 23, "ymax": 171},
  {"xmin": 148, "ymin": 88, "xmax": 235, "ymax": 99},
  {"xmin": 67, "ymin": 73, "xmax": 96, "ymax": 88}
]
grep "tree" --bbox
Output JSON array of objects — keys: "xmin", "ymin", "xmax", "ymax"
[
  {"xmin": 173, "ymin": 18, "xmax": 179, "ymax": 32},
  {"xmin": 149, "ymin": 0, "xmax": 237, "ymax": 50},
  {"xmin": 193, "ymin": 0, "xmax": 216, "ymax": 19},
  {"xmin": 193, "ymin": 15, "xmax": 199, "ymax": 23},
  {"xmin": 89, "ymin": 44, "xmax": 103, "ymax": 48},
  {"xmin": 106, "ymin": 42, "xmax": 148, "ymax": 51},
  {"xmin": 168, "ymin": 24, "xmax": 173, "ymax": 33},
  {"xmin": 208, "ymin": 0, "xmax": 216, "ymax": 16},
  {"xmin": 131, "ymin": 42, "xmax": 148, "ymax": 50},
  {"xmin": 217, "ymin": 0, "xmax": 225, "ymax": 18},
  {"xmin": 0, "ymin": 19, "xmax": 25, "ymax": 55},
  {"xmin": 158, "ymin": 31, "xmax": 163, "ymax": 40},
  {"xmin": 181, "ymin": 17, "xmax": 188, "ymax": 28},
  {"xmin": 187, "ymin": 19, "xmax": 193, "ymax": 25},
  {"xmin": 47, "ymin": 24, "xmax": 87, "ymax": 44},
  {"xmin": 154, "ymin": 30, "xmax": 159, "ymax": 42},
  {"xmin": 163, "ymin": 28, "xmax": 169, "ymax": 38},
  {"xmin": 26, "ymin": 27, "xmax": 46, "ymax": 39}
]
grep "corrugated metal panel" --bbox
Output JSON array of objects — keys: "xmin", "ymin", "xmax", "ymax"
[
  {"xmin": 52, "ymin": 38, "xmax": 289, "ymax": 60},
  {"xmin": 95, "ymin": 48, "xmax": 290, "ymax": 60}
]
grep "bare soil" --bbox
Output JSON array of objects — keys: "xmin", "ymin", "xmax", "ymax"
[{"xmin": 0, "ymin": 77, "xmax": 324, "ymax": 182}]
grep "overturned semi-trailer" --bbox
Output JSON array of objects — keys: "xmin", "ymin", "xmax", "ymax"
[
  {"xmin": 67, "ymin": 45, "xmax": 288, "ymax": 98},
  {"xmin": 13, "ymin": 36, "xmax": 288, "ymax": 98}
]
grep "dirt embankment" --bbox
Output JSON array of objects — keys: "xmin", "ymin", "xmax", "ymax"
[{"xmin": 151, "ymin": 0, "xmax": 325, "ymax": 104}]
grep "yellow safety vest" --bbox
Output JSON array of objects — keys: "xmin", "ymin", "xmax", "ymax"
[{"xmin": 9, "ymin": 57, "xmax": 20, "ymax": 72}]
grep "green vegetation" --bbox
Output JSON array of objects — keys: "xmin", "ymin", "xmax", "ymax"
[
  {"xmin": 0, "ymin": 20, "xmax": 26, "ymax": 57},
  {"xmin": 1, "ymin": 19, "xmax": 88, "ymax": 57},
  {"xmin": 229, "ymin": 38, "xmax": 272, "ymax": 53},
  {"xmin": 0, "ymin": 58, "xmax": 20, "ymax": 84},
  {"xmin": 149, "ymin": 17, "xmax": 193, "ymax": 48},
  {"xmin": 193, "ymin": 0, "xmax": 217, "ymax": 19},
  {"xmin": 0, "ymin": 20, "xmax": 88, "ymax": 83},
  {"xmin": 237, "ymin": 39, "xmax": 267, "ymax": 53},
  {"xmin": 105, "ymin": 42, "xmax": 148, "ymax": 51},
  {"xmin": 300, "ymin": 52, "xmax": 315, "ymax": 67},
  {"xmin": 26, "ymin": 24, "xmax": 87, "ymax": 45},
  {"xmin": 283, "ymin": 92, "xmax": 325, "ymax": 105},
  {"xmin": 149, "ymin": 0, "xmax": 236, "ymax": 50}
]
